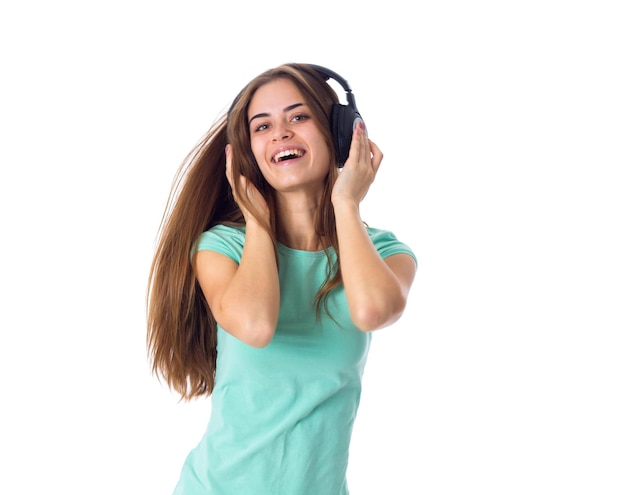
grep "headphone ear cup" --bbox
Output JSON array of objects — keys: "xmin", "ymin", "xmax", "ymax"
[{"xmin": 331, "ymin": 104, "xmax": 362, "ymax": 167}]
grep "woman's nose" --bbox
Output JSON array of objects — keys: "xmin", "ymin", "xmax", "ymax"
[{"xmin": 272, "ymin": 122, "xmax": 292, "ymax": 141}]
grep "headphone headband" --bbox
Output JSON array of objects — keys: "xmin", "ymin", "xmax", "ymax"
[{"xmin": 307, "ymin": 64, "xmax": 359, "ymax": 112}]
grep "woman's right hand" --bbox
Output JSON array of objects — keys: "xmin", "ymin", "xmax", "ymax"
[{"xmin": 225, "ymin": 144, "xmax": 269, "ymax": 224}]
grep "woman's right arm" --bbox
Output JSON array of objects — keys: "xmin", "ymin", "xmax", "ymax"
[
  {"xmin": 194, "ymin": 144, "xmax": 280, "ymax": 347},
  {"xmin": 194, "ymin": 218, "xmax": 279, "ymax": 348}
]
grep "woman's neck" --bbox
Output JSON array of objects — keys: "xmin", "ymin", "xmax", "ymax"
[{"xmin": 275, "ymin": 194, "xmax": 326, "ymax": 251}]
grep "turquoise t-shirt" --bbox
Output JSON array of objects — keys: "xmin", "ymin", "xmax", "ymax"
[{"xmin": 173, "ymin": 224, "xmax": 416, "ymax": 495}]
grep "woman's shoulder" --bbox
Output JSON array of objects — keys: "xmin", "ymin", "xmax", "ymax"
[
  {"xmin": 196, "ymin": 224, "xmax": 246, "ymax": 258},
  {"xmin": 202, "ymin": 223, "xmax": 246, "ymax": 239},
  {"xmin": 365, "ymin": 225, "xmax": 402, "ymax": 243},
  {"xmin": 366, "ymin": 226, "xmax": 417, "ymax": 263}
]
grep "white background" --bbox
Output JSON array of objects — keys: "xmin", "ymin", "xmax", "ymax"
[{"xmin": 1, "ymin": 1, "xmax": 624, "ymax": 494}]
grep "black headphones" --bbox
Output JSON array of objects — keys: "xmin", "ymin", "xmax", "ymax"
[{"xmin": 308, "ymin": 64, "xmax": 364, "ymax": 168}]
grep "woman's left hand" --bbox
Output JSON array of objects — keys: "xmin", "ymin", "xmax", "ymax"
[{"xmin": 331, "ymin": 121, "xmax": 383, "ymax": 207}]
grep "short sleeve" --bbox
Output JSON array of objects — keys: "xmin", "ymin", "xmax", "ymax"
[
  {"xmin": 367, "ymin": 227, "xmax": 417, "ymax": 266},
  {"xmin": 195, "ymin": 224, "xmax": 246, "ymax": 264}
]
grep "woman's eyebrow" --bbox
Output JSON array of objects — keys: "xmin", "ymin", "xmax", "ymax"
[{"xmin": 248, "ymin": 103, "xmax": 304, "ymax": 126}]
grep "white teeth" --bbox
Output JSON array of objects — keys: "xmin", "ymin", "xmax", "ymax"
[{"xmin": 273, "ymin": 149, "xmax": 303, "ymax": 162}]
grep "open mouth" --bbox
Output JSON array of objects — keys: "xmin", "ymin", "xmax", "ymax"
[{"xmin": 272, "ymin": 149, "xmax": 304, "ymax": 163}]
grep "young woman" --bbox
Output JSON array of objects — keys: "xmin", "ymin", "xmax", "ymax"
[{"xmin": 147, "ymin": 62, "xmax": 417, "ymax": 494}]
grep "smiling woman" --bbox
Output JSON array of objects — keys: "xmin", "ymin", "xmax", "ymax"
[{"xmin": 146, "ymin": 62, "xmax": 417, "ymax": 495}]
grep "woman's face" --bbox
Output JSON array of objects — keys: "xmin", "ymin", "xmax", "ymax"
[{"xmin": 247, "ymin": 78, "xmax": 332, "ymax": 193}]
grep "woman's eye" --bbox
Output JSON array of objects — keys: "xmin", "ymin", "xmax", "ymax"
[
  {"xmin": 254, "ymin": 123, "xmax": 269, "ymax": 132},
  {"xmin": 292, "ymin": 113, "xmax": 309, "ymax": 123}
]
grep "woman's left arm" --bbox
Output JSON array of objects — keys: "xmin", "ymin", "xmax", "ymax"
[{"xmin": 332, "ymin": 122, "xmax": 417, "ymax": 331}]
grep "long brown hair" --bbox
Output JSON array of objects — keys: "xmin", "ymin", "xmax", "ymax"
[{"xmin": 147, "ymin": 63, "xmax": 346, "ymax": 400}]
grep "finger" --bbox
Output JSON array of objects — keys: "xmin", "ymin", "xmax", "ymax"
[
  {"xmin": 368, "ymin": 139, "xmax": 383, "ymax": 171},
  {"xmin": 356, "ymin": 121, "xmax": 368, "ymax": 158},
  {"xmin": 347, "ymin": 121, "xmax": 368, "ymax": 165},
  {"xmin": 225, "ymin": 144, "xmax": 233, "ymax": 186},
  {"xmin": 225, "ymin": 144, "xmax": 231, "ymax": 169},
  {"xmin": 345, "ymin": 126, "xmax": 361, "ymax": 166}
]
